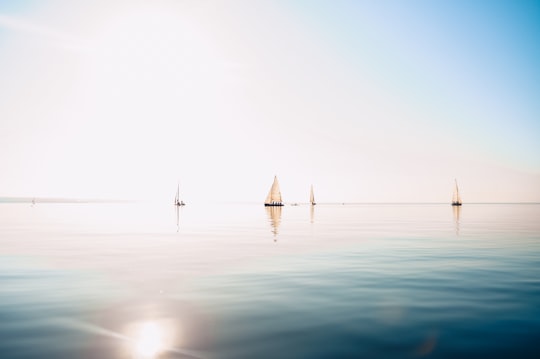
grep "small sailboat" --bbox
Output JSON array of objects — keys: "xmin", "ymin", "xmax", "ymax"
[
  {"xmin": 174, "ymin": 183, "xmax": 185, "ymax": 206},
  {"xmin": 264, "ymin": 176, "xmax": 284, "ymax": 206},
  {"xmin": 310, "ymin": 185, "xmax": 316, "ymax": 206},
  {"xmin": 451, "ymin": 179, "xmax": 462, "ymax": 206}
]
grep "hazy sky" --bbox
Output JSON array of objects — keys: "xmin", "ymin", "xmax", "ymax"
[{"xmin": 1, "ymin": 0, "xmax": 539, "ymax": 203}]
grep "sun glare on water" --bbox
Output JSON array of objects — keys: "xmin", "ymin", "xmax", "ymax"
[
  {"xmin": 127, "ymin": 320, "xmax": 176, "ymax": 358},
  {"xmin": 134, "ymin": 322, "xmax": 163, "ymax": 357}
]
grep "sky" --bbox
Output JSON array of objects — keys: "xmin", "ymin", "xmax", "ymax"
[{"xmin": 0, "ymin": 0, "xmax": 539, "ymax": 203}]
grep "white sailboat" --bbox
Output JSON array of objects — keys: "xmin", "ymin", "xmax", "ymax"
[
  {"xmin": 310, "ymin": 185, "xmax": 316, "ymax": 206},
  {"xmin": 264, "ymin": 176, "xmax": 284, "ymax": 206},
  {"xmin": 451, "ymin": 179, "xmax": 462, "ymax": 206},
  {"xmin": 174, "ymin": 183, "xmax": 185, "ymax": 206}
]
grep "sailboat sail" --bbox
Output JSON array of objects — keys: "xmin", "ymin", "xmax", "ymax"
[
  {"xmin": 174, "ymin": 182, "xmax": 185, "ymax": 206},
  {"xmin": 265, "ymin": 176, "xmax": 283, "ymax": 206},
  {"xmin": 452, "ymin": 179, "xmax": 462, "ymax": 206},
  {"xmin": 310, "ymin": 185, "xmax": 316, "ymax": 205}
]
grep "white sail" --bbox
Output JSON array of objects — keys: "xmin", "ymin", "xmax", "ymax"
[
  {"xmin": 265, "ymin": 176, "xmax": 283, "ymax": 205},
  {"xmin": 174, "ymin": 182, "xmax": 185, "ymax": 206},
  {"xmin": 310, "ymin": 185, "xmax": 316, "ymax": 205},
  {"xmin": 452, "ymin": 179, "xmax": 462, "ymax": 205}
]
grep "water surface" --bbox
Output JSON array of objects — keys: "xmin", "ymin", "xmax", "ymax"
[{"xmin": 1, "ymin": 202, "xmax": 539, "ymax": 358}]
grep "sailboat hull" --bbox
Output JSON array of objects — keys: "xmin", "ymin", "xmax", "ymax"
[
  {"xmin": 264, "ymin": 203, "xmax": 284, "ymax": 207},
  {"xmin": 451, "ymin": 202, "xmax": 462, "ymax": 206}
]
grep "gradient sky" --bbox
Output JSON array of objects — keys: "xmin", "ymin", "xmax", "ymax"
[{"xmin": 0, "ymin": 0, "xmax": 539, "ymax": 203}]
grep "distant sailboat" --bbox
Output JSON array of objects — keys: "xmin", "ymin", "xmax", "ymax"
[
  {"xmin": 174, "ymin": 183, "xmax": 185, "ymax": 206},
  {"xmin": 264, "ymin": 176, "xmax": 284, "ymax": 206},
  {"xmin": 310, "ymin": 185, "xmax": 316, "ymax": 206},
  {"xmin": 451, "ymin": 179, "xmax": 462, "ymax": 206}
]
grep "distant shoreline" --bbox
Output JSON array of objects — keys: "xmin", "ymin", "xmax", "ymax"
[
  {"xmin": 0, "ymin": 197, "xmax": 135, "ymax": 204},
  {"xmin": 1, "ymin": 198, "xmax": 538, "ymax": 205}
]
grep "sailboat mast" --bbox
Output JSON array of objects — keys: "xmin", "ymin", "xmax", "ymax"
[
  {"xmin": 452, "ymin": 179, "xmax": 462, "ymax": 206},
  {"xmin": 455, "ymin": 179, "xmax": 461, "ymax": 203}
]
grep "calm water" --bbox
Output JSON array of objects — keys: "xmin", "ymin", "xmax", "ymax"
[{"xmin": 1, "ymin": 202, "xmax": 539, "ymax": 358}]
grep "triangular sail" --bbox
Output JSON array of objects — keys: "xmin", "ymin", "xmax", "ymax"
[
  {"xmin": 452, "ymin": 179, "xmax": 462, "ymax": 205},
  {"xmin": 174, "ymin": 182, "xmax": 185, "ymax": 206},
  {"xmin": 265, "ymin": 176, "xmax": 283, "ymax": 204},
  {"xmin": 310, "ymin": 185, "xmax": 316, "ymax": 205}
]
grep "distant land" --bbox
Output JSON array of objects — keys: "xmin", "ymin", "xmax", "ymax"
[{"xmin": 0, "ymin": 197, "xmax": 135, "ymax": 204}]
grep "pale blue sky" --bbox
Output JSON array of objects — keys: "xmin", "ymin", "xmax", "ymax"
[
  {"xmin": 0, "ymin": 0, "xmax": 539, "ymax": 202},
  {"xmin": 290, "ymin": 0, "xmax": 540, "ymax": 165}
]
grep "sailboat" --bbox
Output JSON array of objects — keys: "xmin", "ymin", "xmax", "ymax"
[
  {"xmin": 264, "ymin": 176, "xmax": 284, "ymax": 206},
  {"xmin": 310, "ymin": 185, "xmax": 316, "ymax": 206},
  {"xmin": 451, "ymin": 179, "xmax": 462, "ymax": 206},
  {"xmin": 174, "ymin": 183, "xmax": 185, "ymax": 206}
]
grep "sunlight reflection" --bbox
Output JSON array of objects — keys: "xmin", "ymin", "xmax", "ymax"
[
  {"xmin": 126, "ymin": 319, "xmax": 177, "ymax": 358},
  {"xmin": 135, "ymin": 322, "xmax": 163, "ymax": 357}
]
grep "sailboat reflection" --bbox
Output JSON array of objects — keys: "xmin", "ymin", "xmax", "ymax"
[
  {"xmin": 310, "ymin": 203, "xmax": 315, "ymax": 224},
  {"xmin": 175, "ymin": 205, "xmax": 181, "ymax": 232},
  {"xmin": 265, "ymin": 206, "xmax": 282, "ymax": 241},
  {"xmin": 452, "ymin": 205, "xmax": 461, "ymax": 236}
]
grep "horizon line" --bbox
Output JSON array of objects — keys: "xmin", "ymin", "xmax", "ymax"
[{"xmin": 1, "ymin": 197, "xmax": 539, "ymax": 205}]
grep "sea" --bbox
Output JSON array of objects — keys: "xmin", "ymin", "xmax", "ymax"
[{"xmin": 1, "ymin": 200, "xmax": 539, "ymax": 359}]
